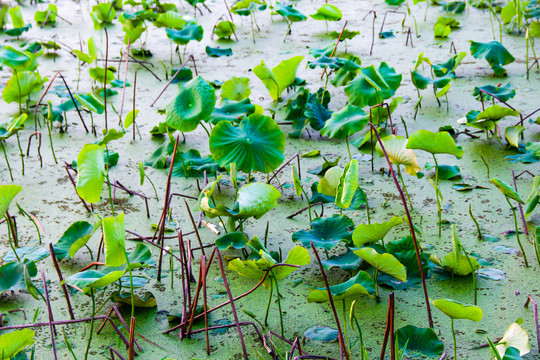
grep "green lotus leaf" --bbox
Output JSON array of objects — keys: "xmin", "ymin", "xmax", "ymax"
[
  {"xmin": 495, "ymin": 323, "xmax": 531, "ymax": 358},
  {"xmin": 354, "ymin": 247, "xmax": 407, "ymax": 282},
  {"xmin": 253, "ymin": 56, "xmax": 303, "ymax": 101},
  {"xmin": 2, "ymin": 70, "xmax": 46, "ymax": 104},
  {"xmin": 275, "ymin": 2, "xmax": 306, "ymax": 22},
  {"xmin": 76, "ymin": 144, "xmax": 106, "ymax": 204},
  {"xmin": 396, "ymin": 326, "xmax": 444, "ymax": 357},
  {"xmin": 91, "ymin": 3, "xmax": 116, "ymax": 30},
  {"xmin": 303, "ymin": 326, "xmax": 338, "ymax": 343},
  {"xmin": 8, "ymin": 6, "xmax": 25, "ymax": 29},
  {"xmin": 74, "ymin": 93, "xmax": 104, "ymax": 114},
  {"xmin": 320, "ymin": 104, "xmax": 368, "ymax": 139},
  {"xmin": 231, "ymin": 0, "xmax": 267, "ymax": 16},
  {"xmin": 1, "ymin": 247, "xmax": 49, "ymax": 263},
  {"xmin": 476, "ymin": 105, "xmax": 519, "ymax": 121},
  {"xmin": 144, "ymin": 136, "xmax": 175, "ymax": 169},
  {"xmin": 216, "ymin": 232, "xmax": 247, "ymax": 250},
  {"xmin": 345, "ymin": 62, "xmax": 402, "ymax": 108},
  {"xmin": 166, "ymin": 22, "xmax": 204, "ymax": 45},
  {"xmin": 103, "ymin": 212, "xmax": 126, "ymax": 268},
  {"xmin": 336, "ymin": 159, "xmax": 359, "ymax": 208},
  {"xmin": 505, "ymin": 125, "xmax": 525, "ymax": 149},
  {"xmin": 376, "ymin": 135, "xmax": 421, "ymax": 176},
  {"xmin": 525, "ymin": 176, "xmax": 540, "ymax": 219},
  {"xmin": 317, "ymin": 166, "xmax": 343, "ymax": 196},
  {"xmin": 470, "ymin": 40, "xmax": 515, "ymax": 76},
  {"xmin": 352, "ymin": 216, "xmax": 403, "ymax": 247},
  {"xmin": 0, "ymin": 114, "xmax": 27, "ymax": 142},
  {"xmin": 441, "ymin": 225, "xmax": 480, "ymax": 275},
  {"xmin": 123, "ymin": 109, "xmax": 139, "ymax": 128},
  {"xmin": 432, "ymin": 299, "xmax": 483, "ymax": 321},
  {"xmin": 127, "ymin": 243, "xmax": 153, "ymax": 269},
  {"xmin": 73, "ymin": 37, "xmax": 97, "ymax": 64},
  {"xmin": 434, "ymin": 16, "xmax": 460, "ymax": 38},
  {"xmin": 0, "ymin": 260, "xmax": 38, "ymax": 298},
  {"xmin": 214, "ymin": 20, "xmax": 236, "ymax": 38},
  {"xmin": 328, "ymin": 29, "xmax": 360, "ymax": 41},
  {"xmin": 154, "ymin": 10, "xmax": 185, "ymax": 29},
  {"xmin": 198, "ymin": 175, "xmax": 236, "ymax": 218},
  {"xmin": 0, "ymin": 184, "xmax": 22, "ymax": 219},
  {"xmin": 209, "ymin": 114, "xmax": 285, "ymax": 174},
  {"xmin": 473, "ymin": 84, "xmax": 516, "ymax": 102},
  {"xmin": 4, "ymin": 24, "xmax": 31, "ymax": 37},
  {"xmin": 89, "ymin": 66, "xmax": 115, "ymax": 84},
  {"xmin": 491, "ymin": 178, "xmax": 525, "ymax": 204},
  {"xmin": 165, "ymin": 76, "xmax": 216, "ymax": 132},
  {"xmin": 321, "ymin": 250, "xmax": 364, "ymax": 271},
  {"xmin": 308, "ymin": 270, "xmax": 375, "ymax": 302},
  {"xmin": 171, "ymin": 149, "xmax": 219, "ymax": 178},
  {"xmin": 0, "ymin": 329, "xmax": 35, "ymax": 359},
  {"xmin": 0, "ymin": 45, "xmax": 35, "ymax": 70},
  {"xmin": 292, "ymin": 214, "xmax": 354, "ymax": 250},
  {"xmin": 237, "ymin": 182, "xmax": 281, "ymax": 219},
  {"xmin": 53, "ymin": 221, "xmax": 96, "ymax": 260},
  {"xmin": 208, "ymin": 98, "xmax": 255, "ymax": 124},
  {"xmin": 35, "ymin": 4, "xmax": 57, "ymax": 25},
  {"xmin": 206, "ymin": 46, "xmax": 232, "ymax": 57},
  {"xmin": 406, "ymin": 129, "xmax": 464, "ymax": 158},
  {"xmin": 221, "ymin": 76, "xmax": 251, "ymax": 101},
  {"xmin": 310, "ymin": 4, "xmax": 342, "ymax": 21},
  {"xmin": 113, "ymin": 291, "xmax": 157, "ymax": 307}
]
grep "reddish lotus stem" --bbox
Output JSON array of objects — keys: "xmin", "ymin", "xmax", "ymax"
[
  {"xmin": 49, "ymin": 244, "xmax": 75, "ymax": 320},
  {"xmin": 41, "ymin": 271, "xmax": 58, "ymax": 359},
  {"xmin": 525, "ymin": 296, "xmax": 540, "ymax": 352}
]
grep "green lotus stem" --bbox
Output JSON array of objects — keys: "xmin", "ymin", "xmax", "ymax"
[
  {"xmin": 5, "ymin": 215, "xmax": 20, "ymax": 261},
  {"xmin": 300, "ymin": 186, "xmax": 312, "ymax": 222},
  {"xmin": 365, "ymin": 197, "xmax": 371, "ymax": 224},
  {"xmin": 16, "ymin": 134, "xmax": 24, "ymax": 176},
  {"xmin": 321, "ymin": 72, "xmax": 329, "ymax": 106},
  {"xmin": 84, "ymin": 288, "xmax": 96, "ymax": 360},
  {"xmin": 264, "ymin": 278, "xmax": 273, "ymax": 326},
  {"xmin": 62, "ymin": 328, "xmax": 77, "ymax": 360},
  {"xmin": 200, "ymin": 122, "xmax": 211, "ymax": 138},
  {"xmin": 527, "ymin": 30, "xmax": 530, "ymax": 80},
  {"xmin": 534, "ymin": 230, "xmax": 540, "ymax": 267},
  {"xmin": 451, "ymin": 318, "xmax": 457, "ymax": 360},
  {"xmin": 506, "ymin": 196, "xmax": 529, "ymax": 267},
  {"xmin": 46, "ymin": 119, "xmax": 58, "ymax": 164},
  {"xmin": 1, "ymin": 141, "xmax": 14, "ymax": 181},
  {"xmin": 250, "ymin": 13, "xmax": 256, "ymax": 44},
  {"xmin": 345, "ymin": 136, "xmax": 352, "ymax": 160},
  {"xmin": 14, "ymin": 69, "xmax": 22, "ymax": 115},
  {"xmin": 432, "ymin": 155, "xmax": 442, "ymax": 236},
  {"xmin": 105, "ymin": 171, "xmax": 114, "ymax": 216},
  {"xmin": 469, "ymin": 204, "xmax": 483, "ymax": 240},
  {"xmin": 145, "ymin": 174, "xmax": 159, "ymax": 201},
  {"xmin": 342, "ymin": 300, "xmax": 352, "ymax": 356},
  {"xmin": 397, "ymin": 165, "xmax": 413, "ymax": 211},
  {"xmin": 374, "ymin": 269, "xmax": 380, "ymax": 303},
  {"xmin": 272, "ymin": 274, "xmax": 285, "ymax": 337},
  {"xmin": 459, "ymin": 243, "xmax": 478, "ymax": 305}
]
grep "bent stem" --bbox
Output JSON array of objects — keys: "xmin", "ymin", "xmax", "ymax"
[
  {"xmin": 506, "ymin": 197, "xmax": 529, "ymax": 267},
  {"xmin": 264, "ymin": 281, "xmax": 274, "ymax": 326},
  {"xmin": 84, "ymin": 288, "xmax": 96, "ymax": 360},
  {"xmin": 1, "ymin": 141, "xmax": 13, "ymax": 181},
  {"xmin": 469, "ymin": 204, "xmax": 483, "ymax": 240},
  {"xmin": 397, "ymin": 165, "xmax": 413, "ymax": 211}
]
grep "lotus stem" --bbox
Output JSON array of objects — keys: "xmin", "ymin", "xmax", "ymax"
[
  {"xmin": 397, "ymin": 165, "xmax": 413, "ymax": 211},
  {"xmin": 345, "ymin": 136, "xmax": 352, "ymax": 160},
  {"xmin": 272, "ymin": 273, "xmax": 285, "ymax": 337},
  {"xmin": 84, "ymin": 288, "xmax": 96, "ymax": 360},
  {"xmin": 469, "ymin": 204, "xmax": 483, "ymax": 240},
  {"xmin": 1, "ymin": 141, "xmax": 13, "ymax": 181},
  {"xmin": 451, "ymin": 318, "xmax": 457, "ymax": 360},
  {"xmin": 432, "ymin": 155, "xmax": 442, "ymax": 237},
  {"xmin": 506, "ymin": 197, "xmax": 529, "ymax": 267}
]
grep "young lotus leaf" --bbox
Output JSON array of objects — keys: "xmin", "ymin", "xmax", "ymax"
[
  {"xmin": 353, "ymin": 247, "xmax": 407, "ymax": 282},
  {"xmin": 352, "ymin": 216, "xmax": 403, "ymax": 247},
  {"xmin": 2, "ymin": 70, "xmax": 46, "ymax": 104},
  {"xmin": 396, "ymin": 326, "xmax": 444, "ymax": 357},
  {"xmin": 473, "ymin": 84, "xmax": 516, "ymax": 102},
  {"xmin": 206, "ymin": 46, "xmax": 233, "ymax": 57},
  {"xmin": 253, "ymin": 56, "xmax": 303, "ymax": 102},
  {"xmin": 0, "ymin": 45, "xmax": 36, "ymax": 70},
  {"xmin": 292, "ymin": 164, "xmax": 302, "ymax": 196},
  {"xmin": 65, "ymin": 267, "xmax": 126, "ymax": 292},
  {"xmin": 127, "ymin": 243, "xmax": 153, "ymax": 269},
  {"xmin": 215, "ymin": 232, "xmax": 247, "ymax": 250},
  {"xmin": 236, "ymin": 182, "xmax": 281, "ymax": 219},
  {"xmin": 231, "ymin": 0, "xmax": 267, "ymax": 16},
  {"xmin": 322, "ymin": 250, "xmax": 364, "ymax": 271},
  {"xmin": 470, "ymin": 40, "xmax": 515, "ymax": 76},
  {"xmin": 345, "ymin": 62, "xmax": 402, "ymax": 108},
  {"xmin": 113, "ymin": 291, "xmax": 157, "ymax": 308},
  {"xmin": 166, "ymin": 22, "xmax": 204, "ymax": 45},
  {"xmin": 214, "ymin": 20, "xmax": 236, "ymax": 39},
  {"xmin": 320, "ymin": 104, "xmax": 368, "ymax": 138},
  {"xmin": 303, "ymin": 326, "xmax": 339, "ymax": 343},
  {"xmin": 103, "ymin": 212, "xmax": 126, "ymax": 268},
  {"xmin": 525, "ymin": 176, "xmax": 540, "ymax": 219},
  {"xmin": 292, "ymin": 215, "xmax": 354, "ymax": 250},
  {"xmin": 0, "ymin": 260, "xmax": 39, "ymax": 298},
  {"xmin": 209, "ymin": 114, "xmax": 285, "ymax": 174},
  {"xmin": 307, "ymin": 270, "xmax": 375, "ymax": 302},
  {"xmin": 441, "ymin": 225, "xmax": 480, "ymax": 275},
  {"xmin": 208, "ymin": 98, "xmax": 255, "ymax": 124},
  {"xmin": 53, "ymin": 221, "xmax": 96, "ymax": 260},
  {"xmin": 336, "ymin": 159, "xmax": 359, "ymax": 208},
  {"xmin": 432, "ymin": 299, "xmax": 483, "ymax": 321},
  {"xmin": 490, "ymin": 178, "xmax": 525, "ymax": 204},
  {"xmin": 434, "ymin": 16, "xmax": 460, "ymax": 37},
  {"xmin": 76, "ymin": 144, "xmax": 106, "ymax": 203},
  {"xmin": 165, "ymin": 76, "xmax": 216, "ymax": 132},
  {"xmin": 89, "ymin": 67, "xmax": 115, "ymax": 85},
  {"xmin": 154, "ymin": 10, "xmax": 185, "ymax": 29},
  {"xmin": 221, "ymin": 76, "xmax": 251, "ymax": 101},
  {"xmin": 35, "ymin": 4, "xmax": 57, "ymax": 25},
  {"xmin": 0, "ymin": 184, "xmax": 22, "ymax": 219},
  {"xmin": 91, "ymin": 3, "xmax": 116, "ymax": 30},
  {"xmin": 8, "ymin": 6, "xmax": 25, "ymax": 29},
  {"xmin": 376, "ymin": 135, "xmax": 421, "ymax": 176},
  {"xmin": 144, "ymin": 136, "xmax": 175, "ymax": 169},
  {"xmin": 124, "ymin": 109, "xmax": 139, "ymax": 129},
  {"xmin": 0, "ymin": 328, "xmax": 35, "ymax": 359},
  {"xmin": 274, "ymin": 3, "xmax": 306, "ymax": 22},
  {"xmin": 0, "ymin": 114, "xmax": 27, "ymax": 141},
  {"xmin": 476, "ymin": 105, "xmax": 519, "ymax": 121},
  {"xmin": 73, "ymin": 37, "xmax": 97, "ymax": 65},
  {"xmin": 495, "ymin": 323, "xmax": 531, "ymax": 357},
  {"xmin": 310, "ymin": 4, "xmax": 342, "ymax": 21},
  {"xmin": 317, "ymin": 166, "xmax": 343, "ymax": 196},
  {"xmin": 505, "ymin": 125, "xmax": 525, "ymax": 148},
  {"xmin": 228, "ymin": 245, "xmax": 310, "ymax": 289},
  {"xmin": 406, "ymin": 129, "xmax": 464, "ymax": 158},
  {"xmin": 171, "ymin": 149, "xmax": 219, "ymax": 178},
  {"xmin": 74, "ymin": 93, "xmax": 105, "ymax": 114}
]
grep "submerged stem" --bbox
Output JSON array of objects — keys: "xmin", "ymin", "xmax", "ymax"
[{"xmin": 507, "ymin": 197, "xmax": 529, "ymax": 267}]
